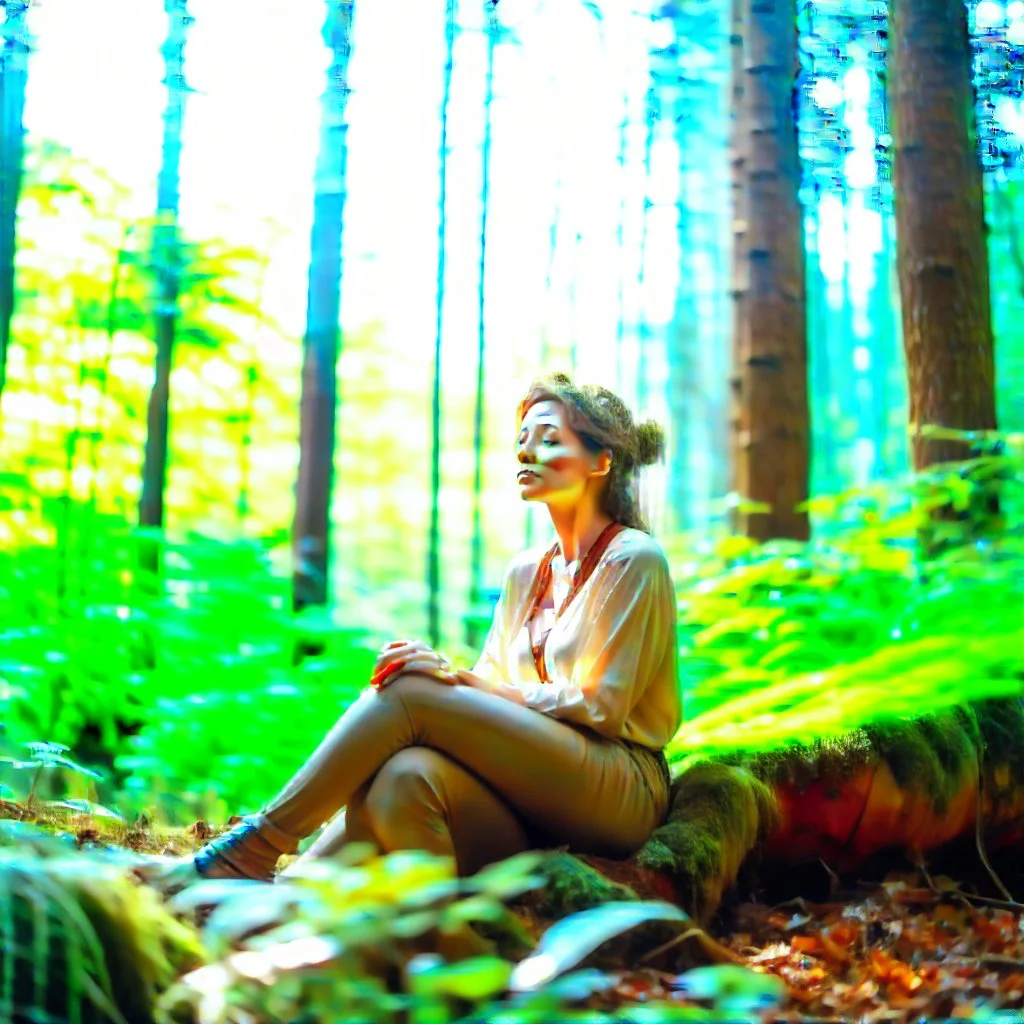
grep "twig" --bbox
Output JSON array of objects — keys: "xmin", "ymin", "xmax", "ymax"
[
  {"xmin": 637, "ymin": 925, "xmax": 746, "ymax": 966},
  {"xmin": 974, "ymin": 749, "xmax": 1019, "ymax": 905},
  {"xmin": 914, "ymin": 838, "xmax": 1020, "ymax": 912}
]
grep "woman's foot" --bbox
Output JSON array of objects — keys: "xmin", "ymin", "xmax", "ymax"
[{"xmin": 191, "ymin": 813, "xmax": 299, "ymax": 882}]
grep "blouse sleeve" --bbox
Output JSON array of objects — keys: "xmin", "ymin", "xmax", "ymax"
[
  {"xmin": 470, "ymin": 582, "xmax": 509, "ymax": 685},
  {"xmin": 487, "ymin": 546, "xmax": 677, "ymax": 739},
  {"xmin": 468, "ymin": 557, "xmax": 520, "ymax": 684}
]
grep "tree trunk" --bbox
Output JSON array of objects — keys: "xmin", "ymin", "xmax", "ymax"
[
  {"xmin": 666, "ymin": 66, "xmax": 702, "ymax": 534},
  {"xmin": 427, "ymin": 0, "xmax": 455, "ymax": 646},
  {"xmin": 292, "ymin": 0, "xmax": 354, "ymax": 611},
  {"xmin": 730, "ymin": 0, "xmax": 809, "ymax": 541},
  {"xmin": 138, "ymin": 0, "xmax": 190, "ymax": 578},
  {"xmin": 613, "ymin": 94, "xmax": 629, "ymax": 398},
  {"xmin": 728, "ymin": 0, "xmax": 747, "ymax": 510},
  {"xmin": 889, "ymin": 0, "xmax": 997, "ymax": 470},
  {"xmin": 467, "ymin": 0, "xmax": 496, "ymax": 649},
  {"xmin": 0, "ymin": 0, "xmax": 29, "ymax": 406}
]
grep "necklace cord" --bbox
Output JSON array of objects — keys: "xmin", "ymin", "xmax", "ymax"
[{"xmin": 527, "ymin": 522, "xmax": 626, "ymax": 683}]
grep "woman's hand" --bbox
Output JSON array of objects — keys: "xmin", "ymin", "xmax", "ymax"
[{"xmin": 371, "ymin": 639, "xmax": 459, "ymax": 689}]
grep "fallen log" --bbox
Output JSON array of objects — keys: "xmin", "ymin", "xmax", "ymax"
[{"xmin": 532, "ymin": 698, "xmax": 1024, "ymax": 939}]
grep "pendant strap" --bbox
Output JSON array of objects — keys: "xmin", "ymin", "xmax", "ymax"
[{"xmin": 527, "ymin": 521, "xmax": 625, "ymax": 683}]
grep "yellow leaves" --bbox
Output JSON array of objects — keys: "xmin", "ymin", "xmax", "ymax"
[
  {"xmin": 756, "ymin": 640, "xmax": 812, "ymax": 670},
  {"xmin": 293, "ymin": 849, "xmax": 457, "ymax": 916},
  {"xmin": 853, "ymin": 545, "xmax": 913, "ymax": 574},
  {"xmin": 715, "ymin": 535, "xmax": 759, "ymax": 561},
  {"xmin": 692, "ymin": 608, "xmax": 787, "ymax": 647}
]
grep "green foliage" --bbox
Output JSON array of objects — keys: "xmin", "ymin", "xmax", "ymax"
[
  {"xmin": 0, "ymin": 480, "xmax": 380, "ymax": 819},
  {"xmin": 158, "ymin": 846, "xmax": 543, "ymax": 1023},
  {"xmin": 2, "ymin": 138, "xmax": 301, "ymax": 554},
  {"xmin": 2, "ymin": 434, "xmax": 1022, "ymax": 823},
  {"xmin": 155, "ymin": 847, "xmax": 704, "ymax": 1024},
  {"xmin": 0, "ymin": 846, "xmax": 205, "ymax": 1024},
  {"xmin": 667, "ymin": 438, "xmax": 1024, "ymax": 762}
]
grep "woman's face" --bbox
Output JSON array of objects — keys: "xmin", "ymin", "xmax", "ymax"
[{"xmin": 515, "ymin": 399, "xmax": 609, "ymax": 508}]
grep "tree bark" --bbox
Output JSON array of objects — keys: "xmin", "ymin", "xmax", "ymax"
[
  {"xmin": 889, "ymin": 0, "xmax": 997, "ymax": 470},
  {"xmin": 139, "ymin": 0, "xmax": 190, "ymax": 577},
  {"xmin": 293, "ymin": 0, "xmax": 354, "ymax": 610},
  {"xmin": 0, "ymin": 0, "xmax": 30, "ymax": 406},
  {"xmin": 730, "ymin": 0, "xmax": 809, "ymax": 541}
]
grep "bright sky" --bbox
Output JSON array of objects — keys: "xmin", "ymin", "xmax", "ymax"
[{"xmin": 21, "ymin": 0, "xmax": 672, "ymax": 407}]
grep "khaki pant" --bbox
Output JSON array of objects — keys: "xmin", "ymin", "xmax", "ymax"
[{"xmin": 267, "ymin": 673, "xmax": 670, "ymax": 876}]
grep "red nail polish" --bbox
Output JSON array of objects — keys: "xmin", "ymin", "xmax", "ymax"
[{"xmin": 373, "ymin": 660, "xmax": 405, "ymax": 688}]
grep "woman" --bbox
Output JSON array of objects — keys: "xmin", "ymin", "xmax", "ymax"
[{"xmin": 184, "ymin": 372, "xmax": 681, "ymax": 882}]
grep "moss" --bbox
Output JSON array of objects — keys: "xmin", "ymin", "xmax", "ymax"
[
  {"xmin": 530, "ymin": 851, "xmax": 639, "ymax": 918},
  {"xmin": 703, "ymin": 702, "xmax": 1016, "ymax": 817},
  {"xmin": 973, "ymin": 697, "xmax": 1024, "ymax": 812},
  {"xmin": 710, "ymin": 730, "xmax": 877, "ymax": 790},
  {"xmin": 975, "ymin": 697, "xmax": 1024, "ymax": 775},
  {"xmin": 536, "ymin": 699, "xmax": 1024, "ymax": 930},
  {"xmin": 634, "ymin": 763, "xmax": 777, "ymax": 924},
  {"xmin": 861, "ymin": 707, "xmax": 979, "ymax": 814}
]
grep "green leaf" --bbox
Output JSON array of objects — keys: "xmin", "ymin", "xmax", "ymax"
[{"xmin": 508, "ymin": 901, "xmax": 690, "ymax": 991}]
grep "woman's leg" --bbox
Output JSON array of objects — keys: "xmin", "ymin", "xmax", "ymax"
[
  {"xmin": 286, "ymin": 781, "xmax": 379, "ymax": 866},
  {"xmin": 198, "ymin": 673, "xmax": 665, "ymax": 878},
  {"xmin": 359, "ymin": 747, "xmax": 532, "ymax": 876}
]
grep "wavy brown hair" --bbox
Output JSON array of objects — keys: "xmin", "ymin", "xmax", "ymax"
[{"xmin": 516, "ymin": 371, "xmax": 666, "ymax": 533}]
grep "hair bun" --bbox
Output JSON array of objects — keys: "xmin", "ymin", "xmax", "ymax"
[{"xmin": 634, "ymin": 420, "xmax": 665, "ymax": 466}]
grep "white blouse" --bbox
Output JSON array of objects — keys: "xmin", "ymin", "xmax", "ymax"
[{"xmin": 470, "ymin": 527, "xmax": 682, "ymax": 749}]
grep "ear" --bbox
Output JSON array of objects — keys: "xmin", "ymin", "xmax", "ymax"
[{"xmin": 590, "ymin": 449, "xmax": 612, "ymax": 479}]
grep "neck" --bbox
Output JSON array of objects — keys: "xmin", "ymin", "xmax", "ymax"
[{"xmin": 546, "ymin": 500, "xmax": 615, "ymax": 565}]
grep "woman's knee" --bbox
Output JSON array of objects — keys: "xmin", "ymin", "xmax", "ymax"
[{"xmin": 363, "ymin": 747, "xmax": 447, "ymax": 826}]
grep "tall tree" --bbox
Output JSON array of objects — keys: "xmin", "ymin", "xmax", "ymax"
[
  {"xmin": 466, "ymin": 0, "xmax": 498, "ymax": 648},
  {"xmin": 613, "ymin": 91, "xmax": 629, "ymax": 395},
  {"xmin": 888, "ymin": 0, "xmax": 997, "ymax": 470},
  {"xmin": 0, "ymin": 0, "xmax": 31, "ymax": 406},
  {"xmin": 293, "ymin": 0, "xmax": 355, "ymax": 610},
  {"xmin": 138, "ymin": 0, "xmax": 191, "ymax": 558},
  {"xmin": 730, "ymin": 0, "xmax": 809, "ymax": 541},
  {"xmin": 657, "ymin": 0, "xmax": 730, "ymax": 534},
  {"xmin": 427, "ymin": 0, "xmax": 456, "ymax": 646}
]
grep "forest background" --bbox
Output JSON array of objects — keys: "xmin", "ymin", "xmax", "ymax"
[{"xmin": 0, "ymin": 0, "xmax": 1021, "ymax": 825}]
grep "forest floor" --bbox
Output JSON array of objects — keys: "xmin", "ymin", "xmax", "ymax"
[
  {"xmin": 588, "ymin": 882, "xmax": 1024, "ymax": 1022},
  {"xmin": 2, "ymin": 801, "xmax": 1023, "ymax": 1023}
]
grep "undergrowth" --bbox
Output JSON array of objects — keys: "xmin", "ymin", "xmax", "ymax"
[{"xmin": 0, "ymin": 433, "xmax": 1021, "ymax": 824}]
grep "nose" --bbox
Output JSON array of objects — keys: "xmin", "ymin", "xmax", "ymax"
[{"xmin": 517, "ymin": 447, "xmax": 536, "ymax": 465}]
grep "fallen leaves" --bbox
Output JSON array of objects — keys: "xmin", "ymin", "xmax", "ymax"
[{"xmin": 600, "ymin": 870, "xmax": 1024, "ymax": 1022}]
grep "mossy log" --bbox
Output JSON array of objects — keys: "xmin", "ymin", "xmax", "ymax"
[{"xmin": 533, "ymin": 698, "xmax": 1024, "ymax": 929}]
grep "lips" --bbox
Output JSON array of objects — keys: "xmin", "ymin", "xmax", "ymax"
[{"xmin": 517, "ymin": 470, "xmax": 539, "ymax": 482}]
